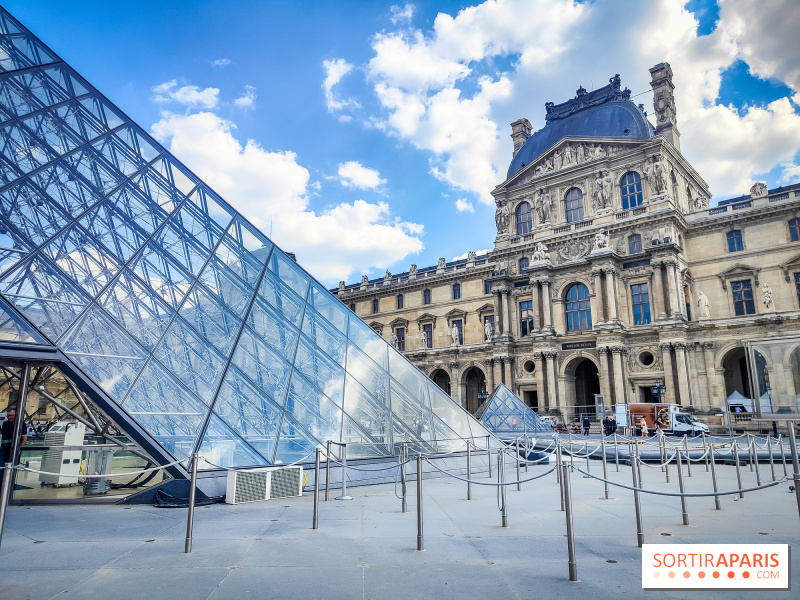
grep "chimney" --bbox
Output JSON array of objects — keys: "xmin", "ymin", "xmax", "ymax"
[
  {"xmin": 649, "ymin": 62, "xmax": 680, "ymax": 151},
  {"xmin": 510, "ymin": 118, "xmax": 532, "ymax": 156}
]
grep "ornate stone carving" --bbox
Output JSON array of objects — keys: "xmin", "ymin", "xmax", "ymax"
[
  {"xmin": 436, "ymin": 257, "xmax": 446, "ymax": 274},
  {"xmin": 697, "ymin": 290, "xmax": 711, "ymax": 318},
  {"xmin": 531, "ymin": 242, "xmax": 550, "ymax": 263},
  {"xmin": 693, "ymin": 194, "xmax": 709, "ymax": 210},
  {"xmin": 750, "ymin": 182, "xmax": 768, "ymax": 199},
  {"xmin": 420, "ymin": 328, "xmax": 428, "ymax": 348},
  {"xmin": 485, "ymin": 319, "xmax": 494, "ymax": 341},
  {"xmin": 467, "ymin": 250, "xmax": 476, "ymax": 262},
  {"xmin": 409, "ymin": 264, "xmax": 417, "ymax": 279},
  {"xmin": 592, "ymin": 230, "xmax": 610, "ymax": 252},
  {"xmin": 645, "ymin": 154, "xmax": 668, "ymax": 195},
  {"xmin": 495, "ymin": 203, "xmax": 511, "ymax": 235},
  {"xmin": 360, "ymin": 275, "xmax": 368, "ymax": 290},
  {"xmin": 383, "ymin": 270, "xmax": 392, "ymax": 285},
  {"xmin": 556, "ymin": 237, "xmax": 591, "ymax": 262},
  {"xmin": 390, "ymin": 332, "xmax": 399, "ymax": 348},
  {"xmin": 762, "ymin": 283, "xmax": 774, "ymax": 311},
  {"xmin": 451, "ymin": 323, "xmax": 460, "ymax": 346},
  {"xmin": 338, "ymin": 280, "xmax": 345, "ymax": 293}
]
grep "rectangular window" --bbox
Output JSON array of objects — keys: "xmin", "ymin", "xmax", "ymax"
[
  {"xmin": 423, "ymin": 323, "xmax": 433, "ymax": 348},
  {"xmin": 628, "ymin": 234, "xmax": 642, "ymax": 254},
  {"xmin": 731, "ymin": 279, "xmax": 755, "ymax": 315},
  {"xmin": 396, "ymin": 294, "xmax": 403, "ymax": 309},
  {"xmin": 453, "ymin": 283, "xmax": 461, "ymax": 300},
  {"xmin": 790, "ymin": 218, "xmax": 800, "ymax": 242},
  {"xmin": 396, "ymin": 327, "xmax": 405, "ymax": 351},
  {"xmin": 631, "ymin": 283, "xmax": 651, "ymax": 325},
  {"xmin": 519, "ymin": 300, "xmax": 534, "ymax": 337},
  {"xmin": 795, "ymin": 272, "xmax": 800, "ymax": 307},
  {"xmin": 423, "ymin": 289, "xmax": 431, "ymax": 304},
  {"xmin": 372, "ymin": 298, "xmax": 379, "ymax": 313},
  {"xmin": 484, "ymin": 280, "xmax": 492, "ymax": 294},
  {"xmin": 452, "ymin": 319, "xmax": 463, "ymax": 344},
  {"xmin": 727, "ymin": 230, "xmax": 744, "ymax": 252}
]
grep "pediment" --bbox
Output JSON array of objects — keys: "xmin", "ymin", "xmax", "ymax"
[
  {"xmin": 389, "ymin": 317, "xmax": 409, "ymax": 328},
  {"xmin": 476, "ymin": 303, "xmax": 494, "ymax": 315},
  {"xmin": 416, "ymin": 312, "xmax": 437, "ymax": 325},
  {"xmin": 779, "ymin": 252, "xmax": 800, "ymax": 282},
  {"xmin": 368, "ymin": 321, "xmax": 384, "ymax": 334},
  {"xmin": 717, "ymin": 263, "xmax": 761, "ymax": 290}
]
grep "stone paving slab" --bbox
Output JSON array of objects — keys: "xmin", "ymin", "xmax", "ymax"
[{"xmin": 0, "ymin": 461, "xmax": 798, "ymax": 599}]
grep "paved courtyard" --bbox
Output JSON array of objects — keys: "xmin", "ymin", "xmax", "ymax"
[{"xmin": 0, "ymin": 458, "xmax": 797, "ymax": 600}]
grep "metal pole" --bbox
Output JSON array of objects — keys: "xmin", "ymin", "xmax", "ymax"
[
  {"xmin": 500, "ymin": 449, "xmax": 508, "ymax": 527},
  {"xmin": 659, "ymin": 432, "xmax": 666, "ymax": 473},
  {"xmin": 733, "ymin": 442, "xmax": 744, "ymax": 499},
  {"xmin": 524, "ymin": 434, "xmax": 529, "ymax": 473},
  {"xmin": 664, "ymin": 437, "xmax": 671, "ymax": 483},
  {"xmin": 768, "ymin": 435, "xmax": 776, "ymax": 482},
  {"xmin": 416, "ymin": 453, "xmax": 424, "ymax": 551},
  {"xmin": 636, "ymin": 439, "xmax": 643, "ymax": 486},
  {"xmin": 0, "ymin": 363, "xmax": 30, "ymax": 551},
  {"xmin": 401, "ymin": 443, "xmax": 408, "ymax": 512},
  {"xmin": 184, "ymin": 453, "xmax": 198, "ymax": 553},
  {"xmin": 487, "ymin": 436, "xmax": 492, "ymax": 478},
  {"xmin": 676, "ymin": 449, "xmax": 689, "ymax": 525},
  {"xmin": 325, "ymin": 441, "xmax": 331, "ymax": 501},
  {"xmin": 780, "ymin": 434, "xmax": 788, "ymax": 477},
  {"xmin": 683, "ymin": 435, "xmax": 691, "ymax": 477},
  {"xmin": 584, "ymin": 442, "xmax": 591, "ymax": 478},
  {"xmin": 313, "ymin": 448, "xmax": 321, "ymax": 529},
  {"xmin": 466, "ymin": 440, "xmax": 472, "ymax": 501},
  {"xmin": 786, "ymin": 422, "xmax": 800, "ymax": 520},
  {"xmin": 335, "ymin": 443, "xmax": 352, "ymax": 500},
  {"xmin": 600, "ymin": 430, "xmax": 609, "ymax": 499},
  {"xmin": 709, "ymin": 446, "xmax": 722, "ymax": 511},
  {"xmin": 557, "ymin": 441, "xmax": 565, "ymax": 512},
  {"xmin": 562, "ymin": 453, "xmax": 577, "ymax": 581},
  {"xmin": 515, "ymin": 440, "xmax": 521, "ymax": 491},
  {"xmin": 747, "ymin": 434, "xmax": 755, "ymax": 473},
  {"xmin": 702, "ymin": 432, "xmax": 709, "ymax": 472},
  {"xmin": 631, "ymin": 452, "xmax": 644, "ymax": 547},
  {"xmin": 753, "ymin": 437, "xmax": 762, "ymax": 487},
  {"xmin": 614, "ymin": 433, "xmax": 619, "ymax": 472}
]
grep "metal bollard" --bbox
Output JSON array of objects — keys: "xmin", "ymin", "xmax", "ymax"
[
  {"xmin": 709, "ymin": 447, "xmax": 722, "ymax": 510},
  {"xmin": 768, "ymin": 435, "xmax": 776, "ymax": 482},
  {"xmin": 636, "ymin": 440, "xmax": 643, "ymax": 487},
  {"xmin": 753, "ymin": 438, "xmax": 762, "ymax": 487},
  {"xmin": 684, "ymin": 435, "xmax": 691, "ymax": 477},
  {"xmin": 779, "ymin": 434, "xmax": 788, "ymax": 477},
  {"xmin": 659, "ymin": 433, "xmax": 666, "ymax": 473},
  {"xmin": 335, "ymin": 443, "xmax": 352, "ymax": 500},
  {"xmin": 325, "ymin": 441, "xmax": 332, "ymax": 501},
  {"xmin": 524, "ymin": 434, "xmax": 529, "ymax": 473},
  {"xmin": 600, "ymin": 431, "xmax": 609, "ymax": 499},
  {"xmin": 184, "ymin": 453, "xmax": 199, "ymax": 553},
  {"xmin": 702, "ymin": 432, "xmax": 710, "ymax": 472},
  {"xmin": 466, "ymin": 440, "xmax": 472, "ymax": 501},
  {"xmin": 747, "ymin": 435, "xmax": 755, "ymax": 473},
  {"xmin": 733, "ymin": 442, "xmax": 744, "ymax": 499},
  {"xmin": 499, "ymin": 450, "xmax": 508, "ymax": 527},
  {"xmin": 583, "ymin": 443, "xmax": 591, "ymax": 478},
  {"xmin": 630, "ymin": 453, "xmax": 644, "ymax": 548},
  {"xmin": 676, "ymin": 449, "xmax": 689, "ymax": 525},
  {"xmin": 786, "ymin": 423, "xmax": 800, "ymax": 520},
  {"xmin": 401, "ymin": 444, "xmax": 408, "ymax": 513},
  {"xmin": 557, "ymin": 442, "xmax": 565, "ymax": 512},
  {"xmin": 614, "ymin": 433, "xmax": 619, "ymax": 472},
  {"xmin": 416, "ymin": 453, "xmax": 424, "ymax": 551},
  {"xmin": 515, "ymin": 440, "xmax": 521, "ymax": 491},
  {"xmin": 562, "ymin": 454, "xmax": 577, "ymax": 581},
  {"xmin": 487, "ymin": 436, "xmax": 492, "ymax": 478},
  {"xmin": 313, "ymin": 448, "xmax": 321, "ymax": 529}
]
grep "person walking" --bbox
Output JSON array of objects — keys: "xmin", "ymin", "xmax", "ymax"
[
  {"xmin": 582, "ymin": 415, "xmax": 591, "ymax": 436},
  {"xmin": 640, "ymin": 417, "xmax": 649, "ymax": 438},
  {"xmin": 0, "ymin": 408, "xmax": 27, "ymax": 490}
]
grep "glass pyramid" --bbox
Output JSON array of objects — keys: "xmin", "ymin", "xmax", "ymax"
[
  {"xmin": 475, "ymin": 384, "xmax": 552, "ymax": 439},
  {"xmin": 0, "ymin": 7, "xmax": 498, "ymax": 470}
]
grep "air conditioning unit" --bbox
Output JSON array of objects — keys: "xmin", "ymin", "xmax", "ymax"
[{"xmin": 225, "ymin": 466, "xmax": 303, "ymax": 505}]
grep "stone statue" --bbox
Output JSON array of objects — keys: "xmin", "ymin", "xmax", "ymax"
[
  {"xmin": 591, "ymin": 172, "xmax": 604, "ymax": 210},
  {"xmin": 420, "ymin": 328, "xmax": 428, "ymax": 348},
  {"xmin": 534, "ymin": 188, "xmax": 546, "ymax": 222},
  {"xmin": 390, "ymin": 332, "xmax": 399, "ymax": 348},
  {"xmin": 409, "ymin": 264, "xmax": 417, "ymax": 277},
  {"xmin": 467, "ymin": 250, "xmax": 476, "ymax": 262},
  {"xmin": 576, "ymin": 143, "xmax": 585, "ymax": 163},
  {"xmin": 593, "ymin": 230, "xmax": 610, "ymax": 251},
  {"xmin": 601, "ymin": 170, "xmax": 614, "ymax": 208},
  {"xmin": 484, "ymin": 319, "xmax": 493, "ymax": 341},
  {"xmin": 338, "ymin": 280, "xmax": 345, "ymax": 292},
  {"xmin": 750, "ymin": 182, "xmax": 768, "ymax": 199},
  {"xmin": 647, "ymin": 155, "xmax": 667, "ymax": 194},
  {"xmin": 553, "ymin": 148, "xmax": 563, "ymax": 171},
  {"xmin": 437, "ymin": 257, "xmax": 446, "ymax": 270},
  {"xmin": 762, "ymin": 283, "xmax": 774, "ymax": 311},
  {"xmin": 361, "ymin": 274, "xmax": 368, "ymax": 287},
  {"xmin": 531, "ymin": 242, "xmax": 549, "ymax": 262},
  {"xmin": 563, "ymin": 143, "xmax": 574, "ymax": 165},
  {"xmin": 495, "ymin": 204, "xmax": 510, "ymax": 234},
  {"xmin": 697, "ymin": 290, "xmax": 710, "ymax": 318},
  {"xmin": 451, "ymin": 323, "xmax": 460, "ymax": 346}
]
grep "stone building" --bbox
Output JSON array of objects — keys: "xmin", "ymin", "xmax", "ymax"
[{"xmin": 334, "ymin": 63, "xmax": 800, "ymax": 424}]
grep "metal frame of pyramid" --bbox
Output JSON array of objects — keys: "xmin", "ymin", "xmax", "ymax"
[
  {"xmin": 476, "ymin": 384, "xmax": 552, "ymax": 440},
  {"xmin": 0, "ymin": 7, "xmax": 498, "ymax": 477}
]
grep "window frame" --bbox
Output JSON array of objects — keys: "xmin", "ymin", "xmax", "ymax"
[
  {"xmin": 565, "ymin": 283, "xmax": 592, "ymax": 332},
  {"xmin": 731, "ymin": 279, "xmax": 755, "ymax": 316},
  {"xmin": 620, "ymin": 171, "xmax": 644, "ymax": 210},
  {"xmin": 452, "ymin": 319, "xmax": 463, "ymax": 345},
  {"xmin": 396, "ymin": 294, "xmax": 404, "ymax": 310},
  {"xmin": 395, "ymin": 327, "xmax": 405, "ymax": 351},
  {"xmin": 372, "ymin": 298, "xmax": 379, "ymax": 313},
  {"xmin": 484, "ymin": 280, "xmax": 492, "ymax": 295},
  {"xmin": 630, "ymin": 281, "xmax": 651, "ymax": 325},
  {"xmin": 516, "ymin": 201, "xmax": 533, "ymax": 235},
  {"xmin": 452, "ymin": 283, "xmax": 461, "ymax": 300},
  {"xmin": 789, "ymin": 218, "xmax": 800, "ymax": 242},
  {"xmin": 423, "ymin": 288, "xmax": 431, "ymax": 304},
  {"xmin": 795, "ymin": 272, "xmax": 800, "ymax": 308},
  {"xmin": 628, "ymin": 234, "xmax": 643, "ymax": 254},
  {"xmin": 519, "ymin": 257, "xmax": 529, "ymax": 273},
  {"xmin": 519, "ymin": 299, "xmax": 534, "ymax": 337},
  {"xmin": 422, "ymin": 323, "xmax": 433, "ymax": 348},
  {"xmin": 349, "ymin": 303, "xmax": 355, "ymax": 312},
  {"xmin": 564, "ymin": 188, "xmax": 584, "ymax": 224},
  {"xmin": 726, "ymin": 230, "xmax": 744, "ymax": 253}
]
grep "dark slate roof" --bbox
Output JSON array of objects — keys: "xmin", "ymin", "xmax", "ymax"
[{"xmin": 507, "ymin": 78, "xmax": 655, "ymax": 180}]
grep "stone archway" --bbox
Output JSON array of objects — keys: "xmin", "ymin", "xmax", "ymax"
[
  {"xmin": 430, "ymin": 368, "xmax": 451, "ymax": 397},
  {"xmin": 463, "ymin": 366, "xmax": 487, "ymax": 414},
  {"xmin": 721, "ymin": 347, "xmax": 752, "ymax": 399},
  {"xmin": 563, "ymin": 356, "xmax": 600, "ymax": 422}
]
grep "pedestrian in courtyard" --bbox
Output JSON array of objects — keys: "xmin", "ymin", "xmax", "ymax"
[
  {"xmin": 0, "ymin": 408, "xmax": 27, "ymax": 489},
  {"xmin": 582, "ymin": 415, "xmax": 590, "ymax": 436},
  {"xmin": 640, "ymin": 417, "xmax": 649, "ymax": 437}
]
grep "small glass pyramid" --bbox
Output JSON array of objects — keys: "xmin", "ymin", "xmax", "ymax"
[
  {"xmin": 475, "ymin": 384, "xmax": 553, "ymax": 439},
  {"xmin": 0, "ymin": 7, "xmax": 497, "ymax": 469}
]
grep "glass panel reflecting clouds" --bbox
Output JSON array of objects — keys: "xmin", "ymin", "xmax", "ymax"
[
  {"xmin": 266, "ymin": 248, "xmax": 308, "ymax": 298},
  {"xmin": 294, "ymin": 335, "xmax": 344, "ymax": 406},
  {"xmin": 198, "ymin": 413, "xmax": 266, "ymax": 468}
]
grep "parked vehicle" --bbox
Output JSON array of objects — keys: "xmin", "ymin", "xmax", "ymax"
[{"xmin": 615, "ymin": 403, "xmax": 709, "ymax": 436}]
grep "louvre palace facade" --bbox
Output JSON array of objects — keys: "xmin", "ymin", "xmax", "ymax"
[{"xmin": 334, "ymin": 63, "xmax": 800, "ymax": 424}]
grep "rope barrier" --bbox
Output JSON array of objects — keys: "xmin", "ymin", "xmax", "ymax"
[
  {"xmin": 422, "ymin": 455, "xmax": 556, "ymax": 487},
  {"xmin": 14, "ymin": 459, "xmax": 183, "ymax": 479}
]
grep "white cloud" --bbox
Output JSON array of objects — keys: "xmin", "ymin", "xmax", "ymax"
[
  {"xmin": 210, "ymin": 58, "xmax": 232, "ymax": 68},
  {"xmin": 343, "ymin": 0, "xmax": 800, "ymax": 201},
  {"xmin": 452, "ymin": 249, "xmax": 490, "ymax": 260},
  {"xmin": 322, "ymin": 58, "xmax": 361, "ymax": 115},
  {"xmin": 234, "ymin": 85, "xmax": 257, "ymax": 109},
  {"xmin": 337, "ymin": 161, "xmax": 386, "ymax": 190},
  {"xmin": 779, "ymin": 161, "xmax": 800, "ymax": 185},
  {"xmin": 151, "ymin": 111, "xmax": 422, "ymax": 283},
  {"xmin": 153, "ymin": 80, "xmax": 220, "ymax": 109},
  {"xmin": 389, "ymin": 4, "xmax": 415, "ymax": 25},
  {"xmin": 454, "ymin": 198, "xmax": 474, "ymax": 212}
]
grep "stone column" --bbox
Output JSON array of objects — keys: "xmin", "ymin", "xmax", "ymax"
[
  {"xmin": 545, "ymin": 352, "xmax": 559, "ymax": 412},
  {"xmin": 673, "ymin": 343, "xmax": 691, "ymax": 406},
  {"xmin": 605, "ymin": 268, "xmax": 620, "ymax": 324},
  {"xmin": 591, "ymin": 269, "xmax": 604, "ymax": 324},
  {"xmin": 666, "ymin": 260, "xmax": 681, "ymax": 318},
  {"xmin": 702, "ymin": 342, "xmax": 717, "ymax": 406},
  {"xmin": 611, "ymin": 347, "xmax": 627, "ymax": 405},
  {"xmin": 660, "ymin": 343, "xmax": 677, "ymax": 404},
  {"xmin": 450, "ymin": 361, "xmax": 462, "ymax": 406},
  {"xmin": 486, "ymin": 358, "xmax": 495, "ymax": 394},
  {"xmin": 505, "ymin": 357, "xmax": 515, "ymax": 394},
  {"xmin": 541, "ymin": 280, "xmax": 553, "ymax": 331},
  {"xmin": 598, "ymin": 347, "xmax": 613, "ymax": 409},
  {"xmin": 502, "ymin": 291, "xmax": 511, "ymax": 335},
  {"xmin": 652, "ymin": 262, "xmax": 666, "ymax": 320},
  {"xmin": 534, "ymin": 352, "xmax": 546, "ymax": 408},
  {"xmin": 493, "ymin": 357, "xmax": 504, "ymax": 389},
  {"xmin": 492, "ymin": 291, "xmax": 503, "ymax": 334}
]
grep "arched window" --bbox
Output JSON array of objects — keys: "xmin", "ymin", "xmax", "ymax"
[
  {"xmin": 396, "ymin": 294, "xmax": 404, "ymax": 309},
  {"xmin": 727, "ymin": 230, "xmax": 743, "ymax": 252},
  {"xmin": 565, "ymin": 283, "xmax": 592, "ymax": 332},
  {"xmin": 519, "ymin": 257, "xmax": 529, "ymax": 272},
  {"xmin": 628, "ymin": 234, "xmax": 642, "ymax": 254},
  {"xmin": 516, "ymin": 201, "xmax": 532, "ymax": 235},
  {"xmin": 564, "ymin": 188, "xmax": 584, "ymax": 223},
  {"xmin": 620, "ymin": 172, "xmax": 643, "ymax": 209},
  {"xmin": 789, "ymin": 218, "xmax": 799, "ymax": 242},
  {"xmin": 423, "ymin": 289, "xmax": 431, "ymax": 304},
  {"xmin": 452, "ymin": 283, "xmax": 461, "ymax": 300}
]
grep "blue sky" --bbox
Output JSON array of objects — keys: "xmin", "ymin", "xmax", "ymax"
[{"xmin": 7, "ymin": 0, "xmax": 800, "ymax": 285}]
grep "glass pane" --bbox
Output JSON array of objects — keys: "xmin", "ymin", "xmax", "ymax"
[
  {"xmin": 388, "ymin": 345, "xmax": 430, "ymax": 400},
  {"xmin": 62, "ymin": 145, "xmax": 123, "ymax": 195},
  {"xmin": 427, "ymin": 380, "xmax": 473, "ymax": 442},
  {"xmin": 342, "ymin": 374, "xmax": 391, "ymax": 447},
  {"xmin": 309, "ymin": 281, "xmax": 347, "ymax": 333},
  {"xmin": 247, "ymin": 297, "xmax": 299, "ymax": 361},
  {"xmin": 179, "ymin": 284, "xmax": 241, "ymax": 355},
  {"xmin": 80, "ymin": 200, "xmax": 148, "ymax": 262},
  {"xmin": 0, "ymin": 255, "xmax": 89, "ymax": 339},
  {"xmin": 54, "ymin": 100, "xmax": 106, "ymax": 144},
  {"xmin": 285, "ymin": 370, "xmax": 343, "ymax": 445},
  {"xmin": 123, "ymin": 360, "xmax": 208, "ymax": 461},
  {"xmin": 0, "ymin": 295, "xmax": 47, "ymax": 343},
  {"xmin": 216, "ymin": 233, "xmax": 263, "ymax": 287},
  {"xmin": 389, "ymin": 381, "xmax": 437, "ymax": 452},
  {"xmin": 32, "ymin": 160, "xmax": 101, "ymax": 214},
  {"xmin": 171, "ymin": 200, "xmax": 225, "ymax": 251},
  {"xmin": 187, "ymin": 186, "xmax": 234, "ymax": 231},
  {"xmin": 152, "ymin": 155, "xmax": 198, "ymax": 197},
  {"xmin": 154, "ymin": 219, "xmax": 210, "ymax": 276},
  {"xmin": 60, "ymin": 305, "xmax": 147, "ymax": 400},
  {"xmin": 78, "ymin": 94, "xmax": 125, "ymax": 131},
  {"xmin": 212, "ymin": 366, "xmax": 282, "ymax": 461},
  {"xmin": 198, "ymin": 413, "xmax": 266, "ymax": 468},
  {"xmin": 227, "ymin": 217, "xmax": 272, "ymax": 260},
  {"xmin": 0, "ymin": 120, "xmax": 56, "ymax": 173},
  {"xmin": 129, "ymin": 242, "xmax": 192, "ymax": 309},
  {"xmin": 41, "ymin": 224, "xmax": 121, "ymax": 296},
  {"xmin": 0, "ymin": 73, "xmax": 49, "ymax": 118},
  {"xmin": 91, "ymin": 129, "xmax": 149, "ymax": 178},
  {"xmin": 0, "ymin": 218, "xmax": 31, "ymax": 277},
  {"xmin": 340, "ymin": 413, "xmax": 389, "ymax": 458},
  {"xmin": 98, "ymin": 269, "xmax": 173, "ymax": 350},
  {"xmin": 198, "ymin": 256, "xmax": 253, "ymax": 317},
  {"xmin": 0, "ymin": 181, "xmax": 70, "ymax": 245},
  {"xmin": 301, "ymin": 305, "xmax": 346, "ymax": 365},
  {"xmin": 106, "ymin": 183, "xmax": 168, "ymax": 236},
  {"xmin": 266, "ymin": 248, "xmax": 308, "ymax": 298},
  {"xmin": 345, "ymin": 342, "xmax": 389, "ymax": 407},
  {"xmin": 132, "ymin": 167, "xmax": 183, "ymax": 215},
  {"xmin": 348, "ymin": 315, "xmax": 388, "ymax": 369},
  {"xmin": 294, "ymin": 335, "xmax": 345, "ymax": 405},
  {"xmin": 21, "ymin": 109, "xmax": 82, "ymax": 155},
  {"xmin": 273, "ymin": 414, "xmax": 318, "ymax": 465},
  {"xmin": 154, "ymin": 317, "xmax": 226, "ymax": 404},
  {"xmin": 232, "ymin": 327, "xmax": 292, "ymax": 405},
  {"xmin": 259, "ymin": 268, "xmax": 304, "ymax": 327}
]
